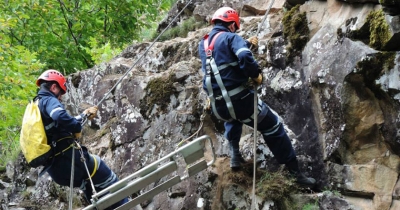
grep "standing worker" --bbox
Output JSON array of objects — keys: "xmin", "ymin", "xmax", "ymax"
[
  {"xmin": 35, "ymin": 69, "xmax": 128, "ymax": 208},
  {"xmin": 198, "ymin": 7, "xmax": 316, "ymax": 187}
]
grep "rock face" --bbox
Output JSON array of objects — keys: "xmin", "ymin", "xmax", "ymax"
[{"xmin": 2, "ymin": 0, "xmax": 400, "ymax": 209}]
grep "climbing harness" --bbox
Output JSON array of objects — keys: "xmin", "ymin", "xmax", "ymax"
[
  {"xmin": 251, "ymin": 0, "xmax": 275, "ymax": 209},
  {"xmin": 67, "ymin": 0, "xmax": 196, "ymax": 209},
  {"xmin": 176, "ymin": 31, "xmax": 247, "ymax": 147},
  {"xmin": 204, "ymin": 32, "xmax": 231, "ymax": 121},
  {"xmin": 203, "ymin": 32, "xmax": 247, "ymax": 122}
]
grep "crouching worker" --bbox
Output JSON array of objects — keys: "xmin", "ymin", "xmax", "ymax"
[
  {"xmin": 198, "ymin": 7, "xmax": 316, "ymax": 187},
  {"xmin": 36, "ymin": 69, "xmax": 128, "ymax": 209}
]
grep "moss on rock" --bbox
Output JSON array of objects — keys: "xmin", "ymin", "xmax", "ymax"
[
  {"xmin": 156, "ymin": 17, "xmax": 207, "ymax": 41},
  {"xmin": 367, "ymin": 10, "xmax": 391, "ymax": 49},
  {"xmin": 379, "ymin": 0, "xmax": 397, "ymax": 5},
  {"xmin": 348, "ymin": 10, "xmax": 391, "ymax": 50},
  {"xmin": 139, "ymin": 74, "xmax": 177, "ymax": 119},
  {"xmin": 282, "ymin": 5, "xmax": 310, "ymax": 64},
  {"xmin": 350, "ymin": 52, "xmax": 395, "ymax": 99}
]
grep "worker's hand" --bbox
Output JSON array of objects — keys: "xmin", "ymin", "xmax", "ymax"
[
  {"xmin": 83, "ymin": 106, "xmax": 98, "ymax": 120},
  {"xmin": 252, "ymin": 73, "xmax": 263, "ymax": 86},
  {"xmin": 248, "ymin": 36, "xmax": 258, "ymax": 49},
  {"xmin": 74, "ymin": 132, "xmax": 82, "ymax": 139},
  {"xmin": 204, "ymin": 98, "xmax": 211, "ymax": 111}
]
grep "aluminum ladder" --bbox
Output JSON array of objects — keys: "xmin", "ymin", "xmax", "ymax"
[{"xmin": 82, "ymin": 135, "xmax": 216, "ymax": 210}]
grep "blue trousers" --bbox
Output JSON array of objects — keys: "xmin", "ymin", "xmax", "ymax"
[
  {"xmin": 215, "ymin": 90, "xmax": 296, "ymax": 164},
  {"xmin": 47, "ymin": 144, "xmax": 128, "ymax": 209}
]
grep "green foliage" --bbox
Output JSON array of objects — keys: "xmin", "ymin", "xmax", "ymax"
[
  {"xmin": 0, "ymin": 0, "xmax": 177, "ymax": 167},
  {"xmin": 0, "ymin": 0, "xmax": 176, "ymax": 74},
  {"xmin": 0, "ymin": 38, "xmax": 45, "ymax": 167},
  {"xmin": 344, "ymin": 10, "xmax": 391, "ymax": 50},
  {"xmin": 156, "ymin": 17, "xmax": 207, "ymax": 41},
  {"xmin": 83, "ymin": 37, "xmax": 123, "ymax": 64},
  {"xmin": 366, "ymin": 10, "xmax": 390, "ymax": 49},
  {"xmin": 256, "ymin": 171, "xmax": 297, "ymax": 201},
  {"xmin": 302, "ymin": 202, "xmax": 319, "ymax": 210}
]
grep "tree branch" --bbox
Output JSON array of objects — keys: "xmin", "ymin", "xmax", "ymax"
[
  {"xmin": 57, "ymin": 0, "xmax": 91, "ymax": 67},
  {"xmin": 35, "ymin": 11, "xmax": 62, "ymax": 40}
]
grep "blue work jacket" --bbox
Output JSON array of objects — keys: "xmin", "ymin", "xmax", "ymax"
[
  {"xmin": 37, "ymin": 89, "xmax": 82, "ymax": 143},
  {"xmin": 198, "ymin": 26, "xmax": 260, "ymax": 92}
]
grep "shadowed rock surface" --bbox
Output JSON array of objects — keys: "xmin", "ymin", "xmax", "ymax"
[{"xmin": 2, "ymin": 0, "xmax": 400, "ymax": 209}]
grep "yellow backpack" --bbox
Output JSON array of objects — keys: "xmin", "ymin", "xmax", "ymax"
[{"xmin": 20, "ymin": 99, "xmax": 51, "ymax": 168}]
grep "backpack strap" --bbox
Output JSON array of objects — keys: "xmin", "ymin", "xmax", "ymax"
[{"xmin": 33, "ymin": 95, "xmax": 40, "ymax": 102}]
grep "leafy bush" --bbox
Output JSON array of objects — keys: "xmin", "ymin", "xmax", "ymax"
[
  {"xmin": 156, "ymin": 17, "xmax": 207, "ymax": 41},
  {"xmin": 0, "ymin": 40, "xmax": 45, "ymax": 168},
  {"xmin": 0, "ymin": 0, "xmax": 177, "ymax": 167},
  {"xmin": 0, "ymin": 0, "xmax": 176, "ymax": 74},
  {"xmin": 83, "ymin": 37, "xmax": 123, "ymax": 64},
  {"xmin": 256, "ymin": 170, "xmax": 297, "ymax": 201}
]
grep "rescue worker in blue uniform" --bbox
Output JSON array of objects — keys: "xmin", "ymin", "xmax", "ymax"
[
  {"xmin": 198, "ymin": 7, "xmax": 316, "ymax": 187},
  {"xmin": 35, "ymin": 69, "xmax": 128, "ymax": 209}
]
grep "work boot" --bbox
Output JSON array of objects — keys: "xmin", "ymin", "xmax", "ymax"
[
  {"xmin": 230, "ymin": 153, "xmax": 246, "ymax": 171},
  {"xmin": 229, "ymin": 140, "xmax": 245, "ymax": 171},
  {"xmin": 285, "ymin": 158, "xmax": 316, "ymax": 188}
]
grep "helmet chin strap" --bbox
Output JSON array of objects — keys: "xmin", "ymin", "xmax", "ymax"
[
  {"xmin": 49, "ymin": 89, "xmax": 62, "ymax": 100},
  {"xmin": 228, "ymin": 23, "xmax": 237, "ymax": 33},
  {"xmin": 55, "ymin": 91, "xmax": 62, "ymax": 99},
  {"xmin": 48, "ymin": 84, "xmax": 62, "ymax": 99}
]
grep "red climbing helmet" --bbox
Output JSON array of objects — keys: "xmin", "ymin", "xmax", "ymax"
[
  {"xmin": 36, "ymin": 69, "xmax": 67, "ymax": 94},
  {"xmin": 211, "ymin": 7, "xmax": 240, "ymax": 30}
]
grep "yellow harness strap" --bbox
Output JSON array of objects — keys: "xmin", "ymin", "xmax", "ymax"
[
  {"xmin": 52, "ymin": 136, "xmax": 98, "ymax": 179},
  {"xmin": 88, "ymin": 154, "xmax": 98, "ymax": 178},
  {"xmin": 53, "ymin": 136, "xmax": 74, "ymax": 157}
]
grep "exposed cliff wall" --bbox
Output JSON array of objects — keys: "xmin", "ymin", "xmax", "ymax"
[{"xmin": 2, "ymin": 0, "xmax": 400, "ymax": 209}]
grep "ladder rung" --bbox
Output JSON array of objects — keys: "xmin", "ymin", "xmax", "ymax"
[
  {"xmin": 188, "ymin": 160, "xmax": 207, "ymax": 177},
  {"xmin": 115, "ymin": 176, "xmax": 181, "ymax": 210},
  {"xmin": 83, "ymin": 135, "xmax": 216, "ymax": 210},
  {"xmin": 178, "ymin": 138, "xmax": 205, "ymax": 159},
  {"xmin": 84, "ymin": 161, "xmax": 177, "ymax": 210},
  {"xmin": 184, "ymin": 149, "xmax": 204, "ymax": 165}
]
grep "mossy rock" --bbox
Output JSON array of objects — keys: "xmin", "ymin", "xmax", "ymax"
[
  {"xmin": 367, "ymin": 10, "xmax": 391, "ymax": 49},
  {"xmin": 347, "ymin": 51, "xmax": 395, "ymax": 99},
  {"xmin": 156, "ymin": 17, "xmax": 207, "ymax": 41},
  {"xmin": 348, "ymin": 10, "xmax": 391, "ymax": 50},
  {"xmin": 282, "ymin": 5, "xmax": 310, "ymax": 64},
  {"xmin": 139, "ymin": 74, "xmax": 177, "ymax": 119}
]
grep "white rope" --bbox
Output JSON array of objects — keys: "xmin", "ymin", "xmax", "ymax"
[
  {"xmin": 68, "ymin": 145, "xmax": 75, "ymax": 210},
  {"xmin": 251, "ymin": 86, "xmax": 258, "ymax": 210},
  {"xmin": 69, "ymin": 141, "xmax": 96, "ymax": 210},
  {"xmin": 77, "ymin": 141, "xmax": 97, "ymax": 196},
  {"xmin": 93, "ymin": 0, "xmax": 194, "ymax": 109},
  {"xmin": 176, "ymin": 111, "xmax": 207, "ymax": 148},
  {"xmin": 251, "ymin": 0, "xmax": 276, "ymax": 209},
  {"xmin": 66, "ymin": 0, "xmax": 196, "ymax": 208}
]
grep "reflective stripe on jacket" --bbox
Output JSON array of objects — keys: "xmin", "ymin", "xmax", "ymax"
[
  {"xmin": 37, "ymin": 89, "xmax": 82, "ymax": 142},
  {"xmin": 198, "ymin": 25, "xmax": 260, "ymax": 92}
]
